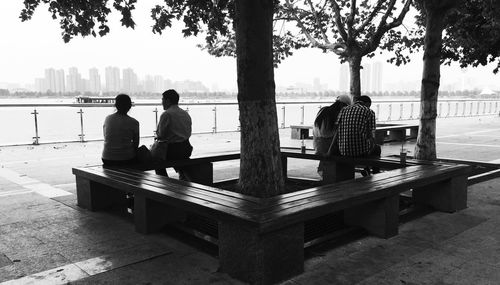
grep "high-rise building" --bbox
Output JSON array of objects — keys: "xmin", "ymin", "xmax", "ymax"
[
  {"xmin": 44, "ymin": 68, "xmax": 56, "ymax": 93},
  {"xmin": 153, "ymin": 75, "xmax": 164, "ymax": 93},
  {"xmin": 361, "ymin": 63, "xmax": 372, "ymax": 93},
  {"xmin": 55, "ymin": 69, "xmax": 65, "ymax": 93},
  {"xmin": 105, "ymin": 66, "xmax": 121, "ymax": 92},
  {"xmin": 144, "ymin": 75, "xmax": 155, "ymax": 93},
  {"xmin": 35, "ymin": 78, "xmax": 46, "ymax": 93},
  {"xmin": 371, "ymin": 61, "xmax": 383, "ymax": 93},
  {"xmin": 122, "ymin": 68, "xmax": 138, "ymax": 93},
  {"xmin": 89, "ymin": 68, "xmax": 101, "ymax": 93},
  {"xmin": 67, "ymin": 67, "xmax": 82, "ymax": 92},
  {"xmin": 339, "ymin": 64, "xmax": 349, "ymax": 92}
]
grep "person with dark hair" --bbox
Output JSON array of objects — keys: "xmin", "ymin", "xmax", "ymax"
[
  {"xmin": 313, "ymin": 95, "xmax": 351, "ymax": 179},
  {"xmin": 101, "ymin": 94, "xmax": 140, "ymax": 166},
  {"xmin": 154, "ymin": 89, "xmax": 193, "ymax": 179},
  {"xmin": 337, "ymin": 95, "xmax": 381, "ymax": 175}
]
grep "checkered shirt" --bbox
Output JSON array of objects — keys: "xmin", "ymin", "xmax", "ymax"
[{"xmin": 337, "ymin": 102, "xmax": 376, "ymax": 156}]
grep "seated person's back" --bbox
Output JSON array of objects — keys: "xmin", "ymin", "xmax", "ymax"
[
  {"xmin": 337, "ymin": 95, "xmax": 378, "ymax": 157},
  {"xmin": 102, "ymin": 94, "xmax": 139, "ymax": 166}
]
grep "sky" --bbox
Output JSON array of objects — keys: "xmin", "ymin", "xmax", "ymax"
[{"xmin": 1, "ymin": 1, "xmax": 499, "ymax": 92}]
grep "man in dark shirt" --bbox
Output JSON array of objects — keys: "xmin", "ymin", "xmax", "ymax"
[{"xmin": 337, "ymin": 95, "xmax": 381, "ymax": 175}]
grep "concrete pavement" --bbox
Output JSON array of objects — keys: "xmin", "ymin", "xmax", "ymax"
[{"xmin": 0, "ymin": 115, "xmax": 499, "ymax": 284}]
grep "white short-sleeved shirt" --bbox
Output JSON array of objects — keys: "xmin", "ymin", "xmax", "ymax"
[
  {"xmin": 102, "ymin": 113, "xmax": 139, "ymax": 160},
  {"xmin": 156, "ymin": 105, "xmax": 192, "ymax": 143}
]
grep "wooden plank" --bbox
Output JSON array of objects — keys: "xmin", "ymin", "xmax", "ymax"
[
  {"xmin": 109, "ymin": 167, "xmax": 261, "ymax": 204},
  {"xmin": 258, "ymin": 164, "xmax": 470, "ymax": 232},
  {"xmin": 73, "ymin": 168, "xmax": 261, "ymax": 224}
]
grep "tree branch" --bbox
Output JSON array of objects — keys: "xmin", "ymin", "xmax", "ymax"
[
  {"xmin": 355, "ymin": 0, "xmax": 385, "ymax": 33},
  {"xmin": 347, "ymin": 0, "xmax": 356, "ymax": 36},
  {"xmin": 305, "ymin": 0, "xmax": 330, "ymax": 44},
  {"xmin": 329, "ymin": 0, "xmax": 349, "ymax": 41},
  {"xmin": 386, "ymin": 0, "xmax": 412, "ymax": 30}
]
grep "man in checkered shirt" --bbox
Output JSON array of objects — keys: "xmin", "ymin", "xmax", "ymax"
[{"xmin": 337, "ymin": 95, "xmax": 381, "ymax": 174}]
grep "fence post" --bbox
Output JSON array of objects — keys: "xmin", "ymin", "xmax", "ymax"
[
  {"xmin": 399, "ymin": 103, "xmax": 404, "ymax": 120},
  {"xmin": 409, "ymin": 103, "xmax": 414, "ymax": 119},
  {"xmin": 489, "ymin": 102, "xmax": 493, "ymax": 114},
  {"xmin": 387, "ymin": 104, "xmax": 392, "ymax": 121},
  {"xmin": 454, "ymin": 102, "xmax": 459, "ymax": 117},
  {"xmin": 438, "ymin": 102, "xmax": 442, "ymax": 117},
  {"xmin": 462, "ymin": 102, "xmax": 467, "ymax": 117},
  {"xmin": 31, "ymin": 108, "xmax": 40, "ymax": 145},
  {"xmin": 470, "ymin": 102, "xmax": 473, "ymax": 116},
  {"xmin": 281, "ymin": 105, "xmax": 286, "ymax": 129},
  {"xmin": 77, "ymin": 108, "xmax": 85, "ymax": 142},
  {"xmin": 213, "ymin": 106, "xmax": 217, "ymax": 133},
  {"xmin": 300, "ymin": 105, "xmax": 305, "ymax": 124},
  {"xmin": 476, "ymin": 102, "xmax": 480, "ymax": 115},
  {"xmin": 153, "ymin": 107, "xmax": 159, "ymax": 136}
]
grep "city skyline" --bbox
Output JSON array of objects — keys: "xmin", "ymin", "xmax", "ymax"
[{"xmin": 1, "ymin": 2, "xmax": 499, "ymax": 94}]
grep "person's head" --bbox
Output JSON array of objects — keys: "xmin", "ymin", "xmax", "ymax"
[
  {"xmin": 314, "ymin": 100, "xmax": 349, "ymax": 130},
  {"xmin": 357, "ymin": 95, "xmax": 372, "ymax": 108},
  {"xmin": 115, "ymin": 94, "xmax": 132, "ymax": 115},
  {"xmin": 162, "ymin": 89, "xmax": 179, "ymax": 109},
  {"xmin": 336, "ymin": 95, "xmax": 352, "ymax": 106}
]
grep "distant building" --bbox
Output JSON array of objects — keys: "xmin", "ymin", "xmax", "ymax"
[
  {"xmin": 105, "ymin": 66, "xmax": 121, "ymax": 93},
  {"xmin": 55, "ymin": 69, "xmax": 65, "ymax": 93},
  {"xmin": 89, "ymin": 68, "xmax": 101, "ymax": 93},
  {"xmin": 361, "ymin": 63, "xmax": 372, "ymax": 93},
  {"xmin": 339, "ymin": 64, "xmax": 349, "ymax": 92},
  {"xmin": 67, "ymin": 67, "xmax": 83, "ymax": 93},
  {"xmin": 371, "ymin": 61, "xmax": 383, "ymax": 93},
  {"xmin": 44, "ymin": 68, "xmax": 56, "ymax": 93},
  {"xmin": 122, "ymin": 68, "xmax": 138, "ymax": 93},
  {"xmin": 153, "ymin": 75, "xmax": 165, "ymax": 93},
  {"xmin": 34, "ymin": 78, "xmax": 46, "ymax": 93}
]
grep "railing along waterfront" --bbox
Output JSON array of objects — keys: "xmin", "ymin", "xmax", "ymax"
[{"xmin": 0, "ymin": 99, "xmax": 499, "ymax": 146}]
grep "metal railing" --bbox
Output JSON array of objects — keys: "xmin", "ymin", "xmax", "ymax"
[{"xmin": 0, "ymin": 99, "xmax": 499, "ymax": 146}]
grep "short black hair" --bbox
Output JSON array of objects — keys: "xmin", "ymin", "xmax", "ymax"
[
  {"xmin": 162, "ymin": 89, "xmax": 179, "ymax": 105},
  {"xmin": 357, "ymin": 95, "xmax": 372, "ymax": 106},
  {"xmin": 115, "ymin": 94, "xmax": 132, "ymax": 114}
]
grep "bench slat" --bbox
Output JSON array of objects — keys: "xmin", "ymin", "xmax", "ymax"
[
  {"xmin": 258, "ymin": 164, "xmax": 469, "ymax": 231},
  {"xmin": 73, "ymin": 167, "xmax": 261, "ymax": 224}
]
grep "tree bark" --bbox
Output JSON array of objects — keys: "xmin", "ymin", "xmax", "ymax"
[
  {"xmin": 234, "ymin": 0, "xmax": 285, "ymax": 197},
  {"xmin": 414, "ymin": 1, "xmax": 456, "ymax": 160},
  {"xmin": 348, "ymin": 55, "xmax": 362, "ymax": 100}
]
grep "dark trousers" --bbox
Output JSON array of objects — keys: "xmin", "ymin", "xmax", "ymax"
[
  {"xmin": 155, "ymin": 140, "xmax": 193, "ymax": 178},
  {"xmin": 102, "ymin": 157, "xmax": 137, "ymax": 167}
]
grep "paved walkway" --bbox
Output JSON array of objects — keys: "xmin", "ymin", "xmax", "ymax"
[{"xmin": 0, "ymin": 115, "xmax": 499, "ymax": 284}]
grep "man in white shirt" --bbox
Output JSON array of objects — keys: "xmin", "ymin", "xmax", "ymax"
[{"xmin": 155, "ymin": 89, "xmax": 193, "ymax": 178}]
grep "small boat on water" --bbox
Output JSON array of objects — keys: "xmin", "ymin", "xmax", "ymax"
[{"xmin": 75, "ymin": 96, "xmax": 116, "ymax": 104}]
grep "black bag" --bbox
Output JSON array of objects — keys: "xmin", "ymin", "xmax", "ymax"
[
  {"xmin": 326, "ymin": 130, "xmax": 340, "ymax": 156},
  {"xmin": 136, "ymin": 145, "xmax": 153, "ymax": 164}
]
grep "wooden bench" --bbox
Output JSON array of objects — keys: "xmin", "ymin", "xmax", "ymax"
[
  {"xmin": 73, "ymin": 152, "xmax": 470, "ymax": 284},
  {"xmin": 291, "ymin": 123, "xmax": 419, "ymax": 144},
  {"xmin": 375, "ymin": 124, "xmax": 419, "ymax": 144},
  {"xmin": 290, "ymin": 124, "xmax": 313, "ymax": 139}
]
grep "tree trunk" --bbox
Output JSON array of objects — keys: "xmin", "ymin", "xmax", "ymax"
[
  {"xmin": 348, "ymin": 55, "xmax": 362, "ymax": 100},
  {"xmin": 414, "ymin": 2, "xmax": 454, "ymax": 160},
  {"xmin": 234, "ymin": 0, "xmax": 284, "ymax": 197}
]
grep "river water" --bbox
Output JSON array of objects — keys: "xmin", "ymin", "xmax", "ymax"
[{"xmin": 0, "ymin": 97, "xmax": 498, "ymax": 146}]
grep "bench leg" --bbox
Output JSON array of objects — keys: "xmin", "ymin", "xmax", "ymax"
[
  {"xmin": 375, "ymin": 130, "xmax": 387, "ymax": 145},
  {"xmin": 388, "ymin": 130, "xmax": 405, "ymax": 141},
  {"xmin": 344, "ymin": 195, "xmax": 399, "ymax": 238},
  {"xmin": 413, "ymin": 175, "xmax": 468, "ymax": 212},
  {"xmin": 218, "ymin": 222, "xmax": 304, "ymax": 284},
  {"xmin": 322, "ymin": 162, "xmax": 355, "ymax": 184},
  {"xmin": 134, "ymin": 194, "xmax": 186, "ymax": 234},
  {"xmin": 76, "ymin": 177, "xmax": 126, "ymax": 211},
  {"xmin": 410, "ymin": 127, "xmax": 419, "ymax": 139},
  {"xmin": 183, "ymin": 162, "xmax": 213, "ymax": 185}
]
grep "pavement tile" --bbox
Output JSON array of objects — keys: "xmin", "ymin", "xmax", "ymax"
[
  {"xmin": 5, "ymin": 248, "xmax": 70, "ymax": 279},
  {"xmin": 0, "ymin": 264, "xmax": 26, "ymax": 283},
  {"xmin": 72, "ymin": 251, "xmax": 242, "ymax": 285},
  {"xmin": 0, "ymin": 253, "xmax": 11, "ymax": 268},
  {"xmin": 442, "ymin": 260, "xmax": 500, "ymax": 285}
]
